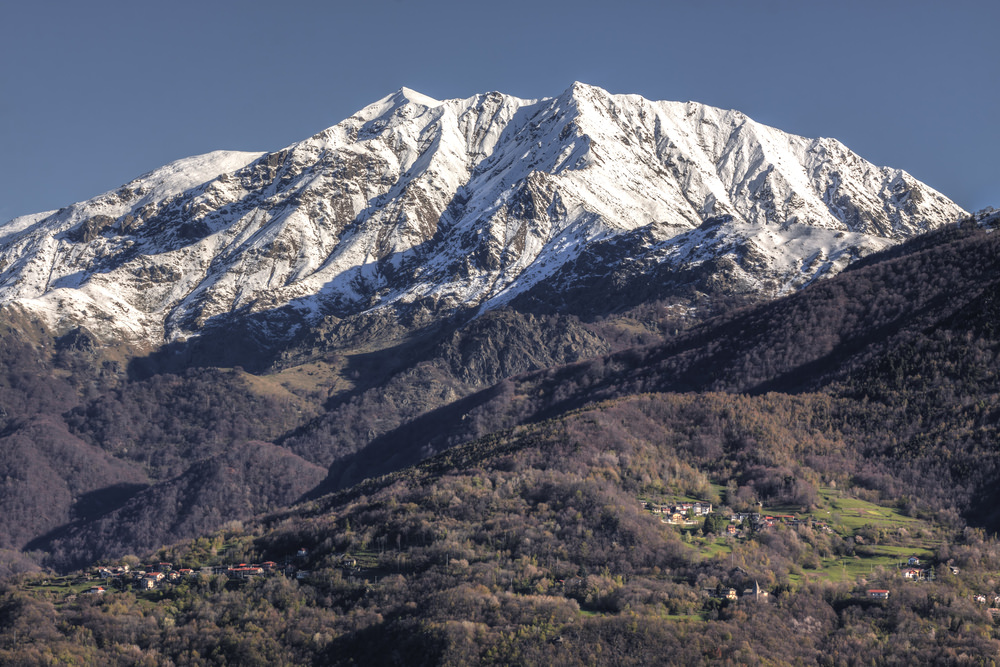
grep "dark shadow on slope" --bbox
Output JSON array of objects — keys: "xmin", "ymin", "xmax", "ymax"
[
  {"xmin": 967, "ymin": 485, "xmax": 1000, "ymax": 535},
  {"xmin": 270, "ymin": 318, "xmax": 471, "ymax": 452},
  {"xmin": 302, "ymin": 382, "xmax": 512, "ymax": 499},
  {"xmin": 29, "ymin": 441, "xmax": 328, "ymax": 573},
  {"xmin": 23, "ymin": 482, "xmax": 150, "ymax": 553},
  {"xmin": 126, "ymin": 305, "xmax": 310, "ymax": 377},
  {"xmin": 123, "ymin": 229, "xmax": 459, "ymax": 378},
  {"xmin": 508, "ymin": 217, "xmax": 759, "ymax": 319},
  {"xmin": 70, "ymin": 483, "xmax": 151, "ymax": 524}
]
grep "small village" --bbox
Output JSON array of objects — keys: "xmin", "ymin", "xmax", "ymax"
[
  {"xmin": 641, "ymin": 496, "xmax": 1000, "ymax": 610},
  {"xmin": 33, "ymin": 546, "xmax": 366, "ymax": 599},
  {"xmin": 643, "ymin": 500, "xmax": 835, "ymax": 536}
]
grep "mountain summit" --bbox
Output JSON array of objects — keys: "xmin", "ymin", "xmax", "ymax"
[{"xmin": 0, "ymin": 83, "xmax": 966, "ymax": 345}]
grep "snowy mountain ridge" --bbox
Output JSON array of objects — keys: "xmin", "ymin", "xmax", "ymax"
[{"xmin": 0, "ymin": 83, "xmax": 966, "ymax": 345}]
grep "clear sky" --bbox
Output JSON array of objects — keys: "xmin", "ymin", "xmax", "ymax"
[{"xmin": 1, "ymin": 0, "xmax": 996, "ymax": 223}]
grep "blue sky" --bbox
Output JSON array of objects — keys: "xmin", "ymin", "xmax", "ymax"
[{"xmin": 1, "ymin": 0, "xmax": 996, "ymax": 222}]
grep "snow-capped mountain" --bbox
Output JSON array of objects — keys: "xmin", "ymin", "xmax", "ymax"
[{"xmin": 0, "ymin": 83, "xmax": 966, "ymax": 345}]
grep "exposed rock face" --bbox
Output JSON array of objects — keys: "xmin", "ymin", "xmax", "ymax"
[{"xmin": 0, "ymin": 84, "xmax": 966, "ymax": 345}]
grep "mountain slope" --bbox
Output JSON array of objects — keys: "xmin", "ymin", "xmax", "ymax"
[
  {"xmin": 0, "ymin": 84, "xmax": 964, "ymax": 347},
  {"xmin": 316, "ymin": 212, "xmax": 1000, "ymax": 509}
]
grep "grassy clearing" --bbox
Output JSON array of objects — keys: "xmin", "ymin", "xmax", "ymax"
[
  {"xmin": 24, "ymin": 576, "xmax": 104, "ymax": 596},
  {"xmin": 773, "ymin": 489, "xmax": 940, "ymax": 585},
  {"xmin": 809, "ymin": 555, "xmax": 895, "ymax": 583},
  {"xmin": 578, "ymin": 609, "xmax": 605, "ymax": 617},
  {"xmin": 267, "ymin": 360, "xmax": 351, "ymax": 408},
  {"xmin": 663, "ymin": 486, "xmax": 946, "ymax": 587},
  {"xmin": 698, "ymin": 538, "xmax": 733, "ymax": 559},
  {"xmin": 811, "ymin": 488, "xmax": 922, "ymax": 532},
  {"xmin": 863, "ymin": 544, "xmax": 933, "ymax": 559},
  {"xmin": 662, "ymin": 613, "xmax": 706, "ymax": 622},
  {"xmin": 239, "ymin": 367, "xmax": 327, "ymax": 415}
]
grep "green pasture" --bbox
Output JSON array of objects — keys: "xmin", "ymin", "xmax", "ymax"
[
  {"xmin": 670, "ymin": 486, "xmax": 945, "ymax": 587},
  {"xmin": 663, "ymin": 613, "xmax": 706, "ymax": 622},
  {"xmin": 811, "ymin": 489, "xmax": 922, "ymax": 532},
  {"xmin": 24, "ymin": 576, "xmax": 105, "ymax": 597}
]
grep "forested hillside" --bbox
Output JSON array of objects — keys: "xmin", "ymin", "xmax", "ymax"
[
  {"xmin": 0, "ymin": 213, "xmax": 999, "ymax": 663},
  {"xmin": 4, "ymin": 389, "xmax": 1000, "ymax": 664}
]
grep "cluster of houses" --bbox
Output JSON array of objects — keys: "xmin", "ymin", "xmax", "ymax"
[
  {"xmin": 82, "ymin": 548, "xmax": 328, "ymax": 594},
  {"xmin": 704, "ymin": 580, "xmax": 769, "ymax": 602},
  {"xmin": 644, "ymin": 501, "xmax": 713, "ymax": 525},
  {"xmin": 643, "ymin": 501, "xmax": 834, "ymax": 536},
  {"xmin": 86, "ymin": 560, "xmax": 285, "ymax": 592},
  {"xmin": 726, "ymin": 512, "xmax": 834, "ymax": 535}
]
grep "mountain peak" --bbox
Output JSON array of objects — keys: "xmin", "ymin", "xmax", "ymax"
[
  {"xmin": 393, "ymin": 86, "xmax": 441, "ymax": 108},
  {"xmin": 354, "ymin": 87, "xmax": 444, "ymax": 125},
  {"xmin": 555, "ymin": 81, "xmax": 611, "ymax": 107}
]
